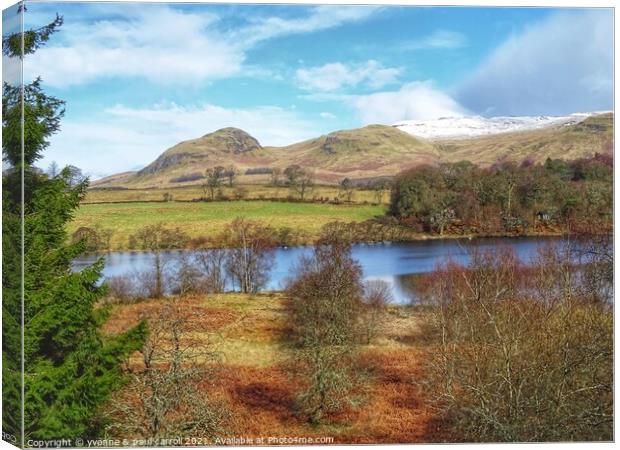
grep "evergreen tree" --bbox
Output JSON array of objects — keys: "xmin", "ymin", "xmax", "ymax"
[{"xmin": 2, "ymin": 10, "xmax": 146, "ymax": 443}]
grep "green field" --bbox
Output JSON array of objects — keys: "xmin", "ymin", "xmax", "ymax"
[{"xmin": 71, "ymin": 200, "xmax": 386, "ymax": 250}]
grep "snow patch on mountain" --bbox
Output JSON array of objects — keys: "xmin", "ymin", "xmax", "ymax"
[{"xmin": 393, "ymin": 112, "xmax": 603, "ymax": 140}]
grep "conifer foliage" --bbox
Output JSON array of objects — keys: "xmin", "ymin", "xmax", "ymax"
[{"xmin": 2, "ymin": 10, "xmax": 146, "ymax": 443}]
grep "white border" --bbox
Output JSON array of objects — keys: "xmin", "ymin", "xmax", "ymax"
[{"xmin": 0, "ymin": 2, "xmax": 616, "ymax": 450}]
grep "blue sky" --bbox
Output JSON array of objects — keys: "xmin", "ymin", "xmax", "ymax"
[{"xmin": 2, "ymin": 3, "xmax": 614, "ymax": 178}]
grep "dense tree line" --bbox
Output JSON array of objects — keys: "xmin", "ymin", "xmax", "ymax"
[{"xmin": 390, "ymin": 155, "xmax": 612, "ymax": 235}]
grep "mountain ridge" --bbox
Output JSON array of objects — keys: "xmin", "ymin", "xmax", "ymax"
[
  {"xmin": 92, "ymin": 112, "xmax": 613, "ymax": 189},
  {"xmin": 393, "ymin": 112, "xmax": 608, "ymax": 140}
]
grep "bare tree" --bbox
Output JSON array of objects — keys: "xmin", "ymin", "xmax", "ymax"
[
  {"xmin": 129, "ymin": 224, "xmax": 190, "ymax": 298},
  {"xmin": 172, "ymin": 252, "xmax": 204, "ymax": 296},
  {"xmin": 47, "ymin": 160, "xmax": 59, "ymax": 177},
  {"xmin": 203, "ymin": 166, "xmax": 225, "ymax": 200},
  {"xmin": 416, "ymin": 245, "xmax": 613, "ymax": 441},
  {"xmin": 223, "ymin": 218, "xmax": 275, "ymax": 294},
  {"xmin": 372, "ymin": 180, "xmax": 389, "ymax": 205},
  {"xmin": 107, "ymin": 299, "xmax": 227, "ymax": 440},
  {"xmin": 284, "ymin": 165, "xmax": 314, "ymax": 200},
  {"xmin": 360, "ymin": 279, "xmax": 391, "ymax": 344},
  {"xmin": 571, "ymin": 224, "xmax": 613, "ymax": 304},
  {"xmin": 285, "ymin": 238, "xmax": 364, "ymax": 423},
  {"xmin": 226, "ymin": 165, "xmax": 238, "ymax": 187},
  {"xmin": 105, "ymin": 275, "xmax": 136, "ymax": 303},
  {"xmin": 284, "ymin": 164, "xmax": 302, "ymax": 186},
  {"xmin": 270, "ymin": 167, "xmax": 282, "ymax": 187},
  {"xmin": 64, "ymin": 164, "xmax": 86, "ymax": 187},
  {"xmin": 295, "ymin": 170, "xmax": 314, "ymax": 201},
  {"xmin": 195, "ymin": 248, "xmax": 228, "ymax": 293},
  {"xmin": 95, "ymin": 225, "xmax": 114, "ymax": 252},
  {"xmin": 133, "ymin": 268, "xmax": 161, "ymax": 299},
  {"xmin": 339, "ymin": 178, "xmax": 354, "ymax": 203}
]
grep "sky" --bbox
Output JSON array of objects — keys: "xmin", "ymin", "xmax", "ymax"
[{"xmin": 1, "ymin": 2, "xmax": 614, "ymax": 178}]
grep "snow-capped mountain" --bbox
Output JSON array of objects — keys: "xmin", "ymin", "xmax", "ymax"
[{"xmin": 393, "ymin": 112, "xmax": 604, "ymax": 140}]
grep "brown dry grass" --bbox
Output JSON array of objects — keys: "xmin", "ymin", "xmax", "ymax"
[
  {"xmin": 103, "ymin": 293, "xmax": 450, "ymax": 444},
  {"xmin": 336, "ymin": 350, "xmax": 445, "ymax": 443}
]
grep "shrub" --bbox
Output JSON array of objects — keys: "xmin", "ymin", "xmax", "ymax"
[
  {"xmin": 133, "ymin": 268, "xmax": 163, "ymax": 299},
  {"xmin": 105, "ymin": 275, "xmax": 136, "ymax": 303},
  {"xmin": 360, "ymin": 280, "xmax": 391, "ymax": 344},
  {"xmin": 416, "ymin": 244, "xmax": 613, "ymax": 442},
  {"xmin": 128, "ymin": 224, "xmax": 190, "ymax": 298},
  {"xmin": 71, "ymin": 226, "xmax": 100, "ymax": 252},
  {"xmin": 222, "ymin": 218, "xmax": 275, "ymax": 294},
  {"xmin": 171, "ymin": 253, "xmax": 206, "ymax": 296},
  {"xmin": 276, "ymin": 227, "xmax": 298, "ymax": 247},
  {"xmin": 71, "ymin": 226, "xmax": 115, "ymax": 252},
  {"xmin": 106, "ymin": 299, "xmax": 227, "ymax": 439},
  {"xmin": 195, "ymin": 248, "xmax": 228, "ymax": 293},
  {"xmin": 285, "ymin": 238, "xmax": 365, "ymax": 423},
  {"xmin": 320, "ymin": 220, "xmax": 407, "ymax": 244}
]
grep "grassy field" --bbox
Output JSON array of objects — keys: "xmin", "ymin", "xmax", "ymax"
[
  {"xmin": 103, "ymin": 293, "xmax": 448, "ymax": 443},
  {"xmin": 71, "ymin": 200, "xmax": 386, "ymax": 250},
  {"xmin": 84, "ymin": 184, "xmax": 387, "ymax": 205}
]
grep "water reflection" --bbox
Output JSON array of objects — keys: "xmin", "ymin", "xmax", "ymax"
[{"xmin": 73, "ymin": 236, "xmax": 564, "ymax": 303}]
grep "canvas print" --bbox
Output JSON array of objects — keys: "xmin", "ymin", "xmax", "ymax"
[{"xmin": 1, "ymin": 1, "xmax": 614, "ymax": 447}]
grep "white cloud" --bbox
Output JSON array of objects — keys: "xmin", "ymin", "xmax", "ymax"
[
  {"xmin": 25, "ymin": 7, "xmax": 241, "ymax": 87},
  {"xmin": 2, "ymin": 54, "xmax": 21, "ymax": 86},
  {"xmin": 403, "ymin": 29, "xmax": 467, "ymax": 50},
  {"xmin": 320, "ymin": 112, "xmax": 337, "ymax": 119},
  {"xmin": 457, "ymin": 10, "xmax": 613, "ymax": 116},
  {"xmin": 235, "ymin": 5, "xmax": 379, "ymax": 46},
  {"xmin": 3, "ymin": 5, "xmax": 23, "ymax": 86},
  {"xmin": 351, "ymin": 81, "xmax": 469, "ymax": 124},
  {"xmin": 26, "ymin": 5, "xmax": 379, "ymax": 88},
  {"xmin": 42, "ymin": 102, "xmax": 322, "ymax": 178},
  {"xmin": 296, "ymin": 60, "xmax": 401, "ymax": 92}
]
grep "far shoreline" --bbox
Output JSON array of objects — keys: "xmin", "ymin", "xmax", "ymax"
[{"xmin": 75, "ymin": 230, "xmax": 568, "ymax": 256}]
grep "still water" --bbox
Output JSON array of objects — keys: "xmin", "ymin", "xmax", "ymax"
[{"xmin": 73, "ymin": 236, "xmax": 563, "ymax": 303}]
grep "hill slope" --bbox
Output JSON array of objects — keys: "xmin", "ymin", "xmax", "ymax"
[
  {"xmin": 93, "ymin": 113, "xmax": 613, "ymax": 189},
  {"xmin": 436, "ymin": 113, "xmax": 613, "ymax": 166},
  {"xmin": 393, "ymin": 112, "xmax": 595, "ymax": 139},
  {"xmin": 93, "ymin": 125, "xmax": 438, "ymax": 188},
  {"xmin": 265, "ymin": 125, "xmax": 439, "ymax": 183}
]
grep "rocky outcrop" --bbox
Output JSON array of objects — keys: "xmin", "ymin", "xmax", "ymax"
[
  {"xmin": 137, "ymin": 128, "xmax": 262, "ymax": 175},
  {"xmin": 209, "ymin": 127, "xmax": 262, "ymax": 154},
  {"xmin": 138, "ymin": 152, "xmax": 194, "ymax": 175}
]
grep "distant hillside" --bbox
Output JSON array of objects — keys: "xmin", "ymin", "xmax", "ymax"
[
  {"xmin": 92, "ymin": 113, "xmax": 613, "ymax": 189},
  {"xmin": 92, "ymin": 125, "xmax": 437, "ymax": 188},
  {"xmin": 139, "ymin": 127, "xmax": 262, "ymax": 176},
  {"xmin": 265, "ymin": 125, "xmax": 438, "ymax": 183},
  {"xmin": 436, "ymin": 113, "xmax": 613, "ymax": 166},
  {"xmin": 394, "ymin": 112, "xmax": 597, "ymax": 139}
]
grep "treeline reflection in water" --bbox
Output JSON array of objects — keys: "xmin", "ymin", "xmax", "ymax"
[{"xmin": 71, "ymin": 236, "xmax": 588, "ymax": 303}]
